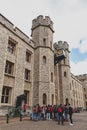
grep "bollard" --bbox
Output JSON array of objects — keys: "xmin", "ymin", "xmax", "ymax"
[
  {"xmin": 6, "ymin": 114, "xmax": 9, "ymax": 123},
  {"xmin": 20, "ymin": 113, "xmax": 22, "ymax": 121}
]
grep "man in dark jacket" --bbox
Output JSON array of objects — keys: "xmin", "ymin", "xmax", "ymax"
[{"xmin": 68, "ymin": 104, "xmax": 73, "ymax": 125}]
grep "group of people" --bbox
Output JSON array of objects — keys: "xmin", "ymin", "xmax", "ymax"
[{"xmin": 31, "ymin": 104, "xmax": 74, "ymax": 126}]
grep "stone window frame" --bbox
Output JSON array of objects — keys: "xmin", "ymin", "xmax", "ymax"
[
  {"xmin": 1, "ymin": 86, "xmax": 12, "ymax": 104},
  {"xmin": 25, "ymin": 69, "xmax": 31, "ymax": 81},
  {"xmin": 7, "ymin": 37, "xmax": 17, "ymax": 55},
  {"xmin": 43, "ymin": 93, "xmax": 47, "ymax": 105},
  {"xmin": 5, "ymin": 60, "xmax": 14, "ymax": 75},
  {"xmin": 26, "ymin": 50, "xmax": 32, "ymax": 63}
]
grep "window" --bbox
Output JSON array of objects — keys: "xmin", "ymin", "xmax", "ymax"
[
  {"xmin": 43, "ymin": 38, "xmax": 46, "ymax": 46},
  {"xmin": 5, "ymin": 60, "xmax": 14, "ymax": 75},
  {"xmin": 1, "ymin": 86, "xmax": 11, "ymax": 103},
  {"xmin": 43, "ymin": 56, "xmax": 46, "ymax": 63},
  {"xmin": 64, "ymin": 71, "xmax": 66, "ymax": 77},
  {"xmin": 43, "ymin": 93, "xmax": 47, "ymax": 105},
  {"xmin": 25, "ymin": 69, "xmax": 30, "ymax": 81},
  {"xmin": 50, "ymin": 41, "xmax": 52, "ymax": 48},
  {"xmin": 26, "ymin": 51, "xmax": 31, "ymax": 63},
  {"xmin": 7, "ymin": 39, "xmax": 16, "ymax": 54},
  {"xmin": 51, "ymin": 72, "xmax": 53, "ymax": 82}
]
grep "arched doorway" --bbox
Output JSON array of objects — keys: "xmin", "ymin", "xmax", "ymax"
[{"xmin": 43, "ymin": 93, "xmax": 47, "ymax": 105}]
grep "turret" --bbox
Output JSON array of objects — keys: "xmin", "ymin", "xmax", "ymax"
[{"xmin": 31, "ymin": 15, "xmax": 54, "ymax": 32}]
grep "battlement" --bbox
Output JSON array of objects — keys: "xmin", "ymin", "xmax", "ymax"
[
  {"xmin": 75, "ymin": 74, "xmax": 87, "ymax": 80},
  {"xmin": 0, "ymin": 14, "xmax": 34, "ymax": 48},
  {"xmin": 71, "ymin": 73, "xmax": 82, "ymax": 84},
  {"xmin": 32, "ymin": 15, "xmax": 54, "ymax": 32},
  {"xmin": 53, "ymin": 41, "xmax": 69, "ymax": 52}
]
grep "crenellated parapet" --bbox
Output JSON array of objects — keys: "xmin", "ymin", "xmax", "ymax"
[
  {"xmin": 75, "ymin": 74, "xmax": 87, "ymax": 80},
  {"xmin": 31, "ymin": 15, "xmax": 54, "ymax": 32},
  {"xmin": 53, "ymin": 41, "xmax": 70, "ymax": 52},
  {"xmin": 0, "ymin": 14, "xmax": 34, "ymax": 47}
]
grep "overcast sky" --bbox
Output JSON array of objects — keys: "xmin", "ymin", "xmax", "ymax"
[{"xmin": 0, "ymin": 0, "xmax": 87, "ymax": 75}]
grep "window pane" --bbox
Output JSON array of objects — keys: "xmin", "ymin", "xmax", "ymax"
[
  {"xmin": 5, "ymin": 96, "xmax": 8, "ymax": 103},
  {"xmin": 26, "ymin": 52, "xmax": 31, "ymax": 62},
  {"xmin": 5, "ymin": 61, "xmax": 14, "ymax": 75},
  {"xmin": 1, "ymin": 87, "xmax": 11, "ymax": 104},
  {"xmin": 7, "ymin": 39, "xmax": 16, "ymax": 54},
  {"xmin": 6, "ymin": 88, "xmax": 9, "ymax": 95},
  {"xmin": 25, "ymin": 69, "xmax": 30, "ymax": 81},
  {"xmin": 2, "ymin": 88, "xmax": 5, "ymax": 95},
  {"xmin": 1, "ymin": 96, "xmax": 4, "ymax": 103}
]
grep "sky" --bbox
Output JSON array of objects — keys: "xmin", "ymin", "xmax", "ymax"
[{"xmin": 0, "ymin": 0, "xmax": 87, "ymax": 75}]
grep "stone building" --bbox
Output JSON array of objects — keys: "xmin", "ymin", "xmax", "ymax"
[
  {"xmin": 76, "ymin": 74, "xmax": 87, "ymax": 108},
  {"xmin": 0, "ymin": 14, "xmax": 85, "ymax": 114}
]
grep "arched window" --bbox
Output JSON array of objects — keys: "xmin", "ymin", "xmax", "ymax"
[
  {"xmin": 43, "ymin": 93, "xmax": 47, "ymax": 105},
  {"xmin": 64, "ymin": 71, "xmax": 66, "ymax": 77},
  {"xmin": 43, "ymin": 56, "xmax": 46, "ymax": 63}
]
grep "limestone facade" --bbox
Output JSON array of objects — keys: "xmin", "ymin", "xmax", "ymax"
[
  {"xmin": 76, "ymin": 74, "xmax": 87, "ymax": 108},
  {"xmin": 0, "ymin": 14, "xmax": 85, "ymax": 114}
]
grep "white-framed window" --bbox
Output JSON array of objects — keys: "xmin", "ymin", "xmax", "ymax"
[
  {"xmin": 25, "ymin": 69, "xmax": 30, "ymax": 81},
  {"xmin": 7, "ymin": 38, "xmax": 16, "ymax": 54},
  {"xmin": 1, "ymin": 86, "xmax": 11, "ymax": 104},
  {"xmin": 26, "ymin": 50, "xmax": 31, "ymax": 63},
  {"xmin": 5, "ymin": 60, "xmax": 14, "ymax": 75}
]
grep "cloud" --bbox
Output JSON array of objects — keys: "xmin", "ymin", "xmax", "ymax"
[
  {"xmin": 78, "ymin": 38, "xmax": 87, "ymax": 53},
  {"xmin": 70, "ymin": 59, "xmax": 87, "ymax": 75},
  {"xmin": 0, "ymin": 0, "xmax": 87, "ymax": 75}
]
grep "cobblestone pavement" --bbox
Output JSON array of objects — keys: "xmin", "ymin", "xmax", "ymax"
[{"xmin": 0, "ymin": 111, "xmax": 87, "ymax": 130}]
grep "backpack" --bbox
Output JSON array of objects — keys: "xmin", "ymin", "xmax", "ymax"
[
  {"xmin": 47, "ymin": 107, "xmax": 50, "ymax": 112},
  {"xmin": 58, "ymin": 107, "xmax": 62, "ymax": 113}
]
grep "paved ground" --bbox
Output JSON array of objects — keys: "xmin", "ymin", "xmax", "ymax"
[{"xmin": 0, "ymin": 111, "xmax": 87, "ymax": 130}]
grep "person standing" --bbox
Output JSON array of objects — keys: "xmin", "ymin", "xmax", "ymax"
[{"xmin": 68, "ymin": 104, "xmax": 74, "ymax": 126}]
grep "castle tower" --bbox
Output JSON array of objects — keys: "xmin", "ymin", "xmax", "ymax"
[
  {"xmin": 31, "ymin": 15, "xmax": 55, "ymax": 106},
  {"xmin": 57, "ymin": 41, "xmax": 71, "ymax": 105}
]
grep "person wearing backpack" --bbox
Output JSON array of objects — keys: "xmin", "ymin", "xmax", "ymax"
[
  {"xmin": 58, "ymin": 104, "xmax": 64, "ymax": 125},
  {"xmin": 46, "ymin": 105, "xmax": 51, "ymax": 120}
]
